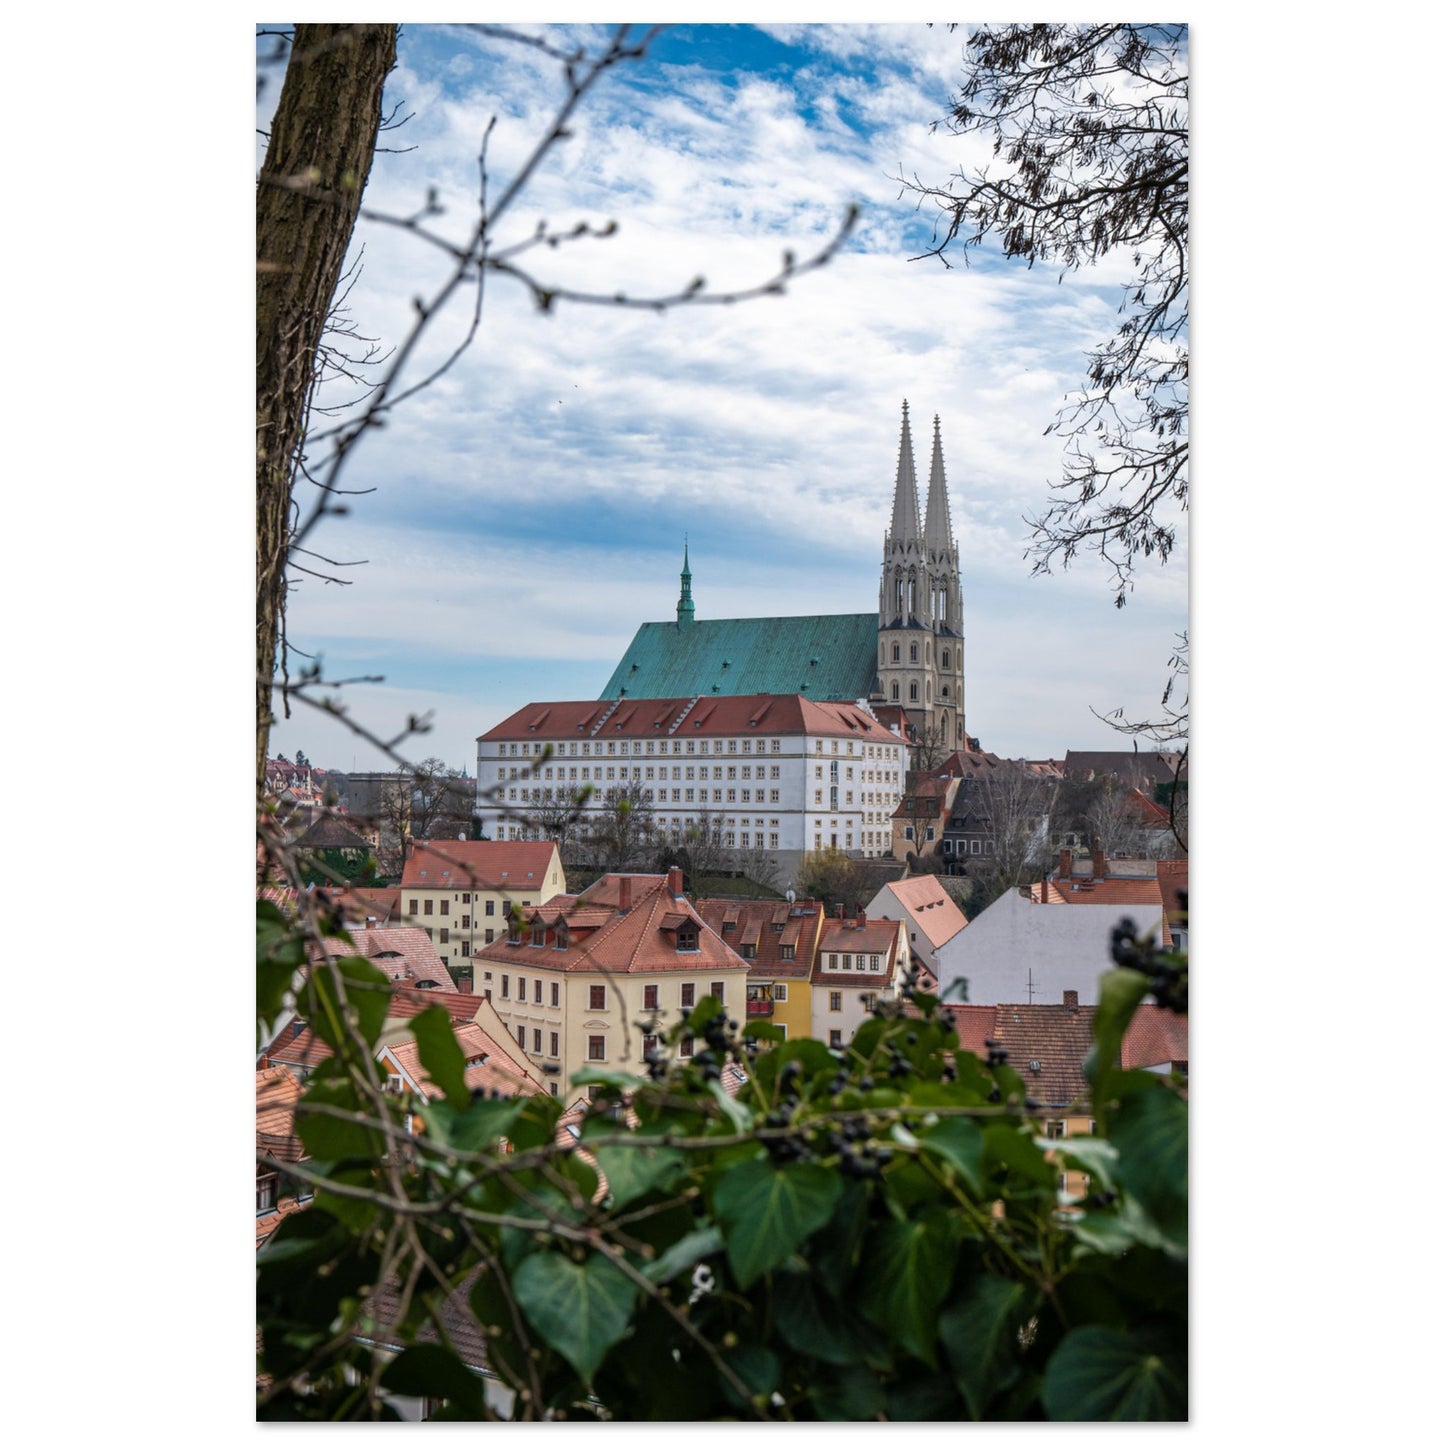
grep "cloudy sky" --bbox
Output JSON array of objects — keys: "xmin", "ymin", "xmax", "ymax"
[{"xmin": 260, "ymin": 22, "xmax": 1189, "ymax": 775}]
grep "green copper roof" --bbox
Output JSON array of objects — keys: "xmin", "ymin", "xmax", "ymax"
[{"xmin": 601, "ymin": 614, "xmax": 880, "ymax": 702}]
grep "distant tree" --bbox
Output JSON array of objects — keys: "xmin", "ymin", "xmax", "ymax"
[
  {"xmin": 681, "ymin": 810, "xmax": 730, "ymax": 885},
  {"xmin": 903, "ymin": 23, "xmax": 1188, "ymax": 607},
  {"xmin": 521, "ymin": 785, "xmax": 592, "ymax": 857},
  {"xmin": 958, "ymin": 762, "xmax": 1056, "ymax": 911},
  {"xmin": 586, "ymin": 782, "xmax": 658, "ymax": 873},
  {"xmin": 909, "ymin": 717, "xmax": 952, "ymax": 772},
  {"xmin": 737, "ymin": 844, "xmax": 782, "ymax": 895},
  {"xmin": 794, "ymin": 846, "xmax": 868, "ymax": 912}
]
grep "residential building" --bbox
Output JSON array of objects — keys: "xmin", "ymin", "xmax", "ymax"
[
  {"xmin": 473, "ymin": 868, "xmax": 750, "ymax": 1096},
  {"xmin": 933, "ymin": 849, "xmax": 1175, "ymax": 1007},
  {"xmin": 599, "ymin": 402, "xmax": 966, "ymax": 750},
  {"xmin": 890, "ymin": 772, "xmax": 959, "ymax": 860},
  {"xmin": 810, "ymin": 912, "xmax": 908, "ymax": 1049},
  {"xmin": 476, "ymin": 693, "xmax": 909, "ymax": 884},
  {"xmin": 256, "ymin": 1064, "xmax": 309, "ymax": 1246},
  {"xmin": 864, "ymin": 873, "xmax": 968, "ymax": 986},
  {"xmin": 399, "ymin": 839, "xmax": 566, "ymax": 969},
  {"xmin": 694, "ymin": 895, "xmax": 827, "ymax": 1040}
]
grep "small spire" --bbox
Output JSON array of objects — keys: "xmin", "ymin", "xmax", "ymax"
[
  {"xmin": 887, "ymin": 400, "xmax": 923, "ymax": 545},
  {"xmin": 677, "ymin": 537, "xmax": 695, "ymax": 627},
  {"xmin": 924, "ymin": 413, "xmax": 956, "ymax": 555}
]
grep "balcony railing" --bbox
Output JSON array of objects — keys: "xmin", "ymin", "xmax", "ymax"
[{"xmin": 745, "ymin": 997, "xmax": 774, "ymax": 1017}]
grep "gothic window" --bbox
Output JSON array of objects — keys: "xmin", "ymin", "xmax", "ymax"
[
  {"xmin": 891, "ymin": 682, "xmax": 899, "ymax": 701},
  {"xmin": 910, "ymin": 682, "xmax": 919, "ymax": 701},
  {"xmin": 909, "ymin": 643, "xmax": 918, "ymax": 663},
  {"xmin": 942, "ymin": 649, "xmax": 950, "ymax": 669},
  {"xmin": 891, "ymin": 643, "xmax": 899, "ymax": 663}
]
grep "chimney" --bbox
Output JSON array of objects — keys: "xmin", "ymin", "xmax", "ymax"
[
  {"xmin": 668, "ymin": 866, "xmax": 684, "ymax": 899},
  {"xmin": 618, "ymin": 876, "xmax": 632, "ymax": 914},
  {"xmin": 1058, "ymin": 847, "xmax": 1073, "ymax": 878},
  {"xmin": 365, "ymin": 915, "xmax": 377, "ymax": 930},
  {"xmin": 458, "ymin": 975, "xmax": 473, "ymax": 995},
  {"xmin": 857, "ymin": 909, "xmax": 866, "ymax": 926},
  {"xmin": 1064, "ymin": 990, "xmax": 1078, "ymax": 1012},
  {"xmin": 1092, "ymin": 840, "xmax": 1105, "ymax": 878}
]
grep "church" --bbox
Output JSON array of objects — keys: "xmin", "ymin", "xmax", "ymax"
[{"xmin": 600, "ymin": 400, "xmax": 966, "ymax": 750}]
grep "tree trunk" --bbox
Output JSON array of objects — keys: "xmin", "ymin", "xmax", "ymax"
[{"xmin": 256, "ymin": 23, "xmax": 397, "ymax": 790}]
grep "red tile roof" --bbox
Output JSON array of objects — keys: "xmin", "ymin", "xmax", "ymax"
[
  {"xmin": 872, "ymin": 875, "xmax": 968, "ymax": 951},
  {"xmin": 319, "ymin": 926, "xmax": 457, "ymax": 992},
  {"xmin": 313, "ymin": 885, "xmax": 402, "ymax": 925},
  {"xmin": 813, "ymin": 917, "xmax": 905, "ymax": 983},
  {"xmin": 479, "ymin": 694, "xmax": 910, "ymax": 745},
  {"xmin": 477, "ymin": 873, "xmax": 750, "ymax": 976},
  {"xmin": 1035, "ymin": 876, "xmax": 1166, "ymax": 909},
  {"xmin": 694, "ymin": 896, "xmax": 827, "ymax": 980},
  {"xmin": 1120, "ymin": 1004, "xmax": 1189, "ymax": 1071},
  {"xmin": 401, "ymin": 839, "xmax": 559, "ymax": 892}
]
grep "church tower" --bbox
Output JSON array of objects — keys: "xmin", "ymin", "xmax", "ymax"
[{"xmin": 877, "ymin": 401, "xmax": 965, "ymax": 750}]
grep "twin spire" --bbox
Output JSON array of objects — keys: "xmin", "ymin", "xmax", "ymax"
[{"xmin": 889, "ymin": 399, "xmax": 955, "ymax": 557}]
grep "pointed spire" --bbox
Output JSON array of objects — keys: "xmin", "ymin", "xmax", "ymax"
[
  {"xmin": 924, "ymin": 413, "xmax": 956, "ymax": 556},
  {"xmin": 676, "ymin": 536, "xmax": 695, "ymax": 627},
  {"xmin": 888, "ymin": 400, "xmax": 923, "ymax": 544}
]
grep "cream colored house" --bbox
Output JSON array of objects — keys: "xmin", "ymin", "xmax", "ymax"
[
  {"xmin": 399, "ymin": 839, "xmax": 566, "ymax": 970},
  {"xmin": 473, "ymin": 868, "xmax": 750, "ymax": 1101},
  {"xmin": 810, "ymin": 913, "xmax": 909, "ymax": 1050}
]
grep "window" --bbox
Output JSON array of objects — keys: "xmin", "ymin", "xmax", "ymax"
[
  {"xmin": 549, "ymin": 1032, "xmax": 559, "ymax": 1057},
  {"xmin": 860, "ymin": 993, "xmax": 876, "ymax": 1011},
  {"xmin": 461, "ymin": 941, "xmax": 470, "ymax": 956},
  {"xmin": 439, "ymin": 927, "xmax": 450, "ymax": 944},
  {"xmin": 257, "ymin": 1174, "xmax": 277, "ymax": 1214},
  {"xmin": 1045, "ymin": 1120, "xmax": 1067, "ymax": 1140},
  {"xmin": 642, "ymin": 1034, "xmax": 659, "ymax": 1054},
  {"xmin": 533, "ymin": 1029, "xmax": 542, "ymax": 1054},
  {"xmin": 462, "ymin": 892, "xmax": 471, "ymax": 904},
  {"xmin": 501, "ymin": 976, "xmax": 510, "ymax": 999},
  {"xmin": 461, "ymin": 914, "xmax": 470, "ymax": 929},
  {"xmin": 774, "ymin": 983, "xmax": 788, "ymax": 1002},
  {"xmin": 486, "ymin": 900, "xmax": 495, "ymax": 915},
  {"xmin": 517, "ymin": 1023, "xmax": 526, "ymax": 1045},
  {"xmin": 408, "ymin": 899, "xmax": 418, "ymax": 915},
  {"xmin": 534, "ymin": 979, "xmax": 543, "ymax": 1004},
  {"xmin": 644, "ymin": 984, "xmax": 659, "ymax": 1010},
  {"xmin": 440, "ymin": 900, "xmax": 450, "ymax": 916},
  {"xmin": 870, "ymin": 955, "xmax": 881, "ymax": 971},
  {"xmin": 424, "ymin": 899, "xmax": 434, "ymax": 915},
  {"xmin": 551, "ymin": 981, "xmax": 559, "ymax": 1008},
  {"xmin": 589, "ymin": 985, "xmax": 606, "ymax": 1010},
  {"xmin": 710, "ymin": 981, "xmax": 724, "ymax": 1002},
  {"xmin": 676, "ymin": 925, "xmax": 699, "ymax": 952},
  {"xmin": 681, "ymin": 983, "xmax": 696, "ymax": 1007},
  {"xmin": 829, "ymin": 991, "xmax": 842, "ymax": 1012},
  {"xmin": 485, "ymin": 928, "xmax": 494, "ymax": 943},
  {"xmin": 829, "ymin": 1029, "xmax": 843, "ymax": 1048},
  {"xmin": 679, "ymin": 1036, "xmax": 694, "ymax": 1058}
]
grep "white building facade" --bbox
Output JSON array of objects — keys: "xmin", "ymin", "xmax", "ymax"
[{"xmin": 476, "ymin": 694, "xmax": 909, "ymax": 881}]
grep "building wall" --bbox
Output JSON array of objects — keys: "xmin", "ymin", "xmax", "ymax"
[
  {"xmin": 478, "ymin": 723, "xmax": 907, "ymax": 869},
  {"xmin": 400, "ymin": 854, "xmax": 567, "ymax": 967},
  {"xmin": 933, "ymin": 889, "xmax": 1164, "ymax": 1007}
]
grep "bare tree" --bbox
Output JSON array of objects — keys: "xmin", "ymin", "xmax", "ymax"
[
  {"xmin": 585, "ymin": 782, "xmax": 658, "ymax": 874},
  {"xmin": 910, "ymin": 717, "xmax": 954, "ymax": 772},
  {"xmin": 794, "ymin": 846, "xmax": 867, "ymax": 913},
  {"xmin": 736, "ymin": 845, "xmax": 782, "ymax": 895},
  {"xmin": 955, "ymin": 760, "xmax": 1055, "ymax": 910},
  {"xmin": 682, "ymin": 810, "xmax": 730, "ymax": 885},
  {"xmin": 901, "ymin": 24, "xmax": 1188, "ymax": 607}
]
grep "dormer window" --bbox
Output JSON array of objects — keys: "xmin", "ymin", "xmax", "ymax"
[{"xmin": 675, "ymin": 925, "xmax": 699, "ymax": 953}]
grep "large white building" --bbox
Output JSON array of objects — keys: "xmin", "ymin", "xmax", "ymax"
[{"xmin": 476, "ymin": 693, "xmax": 909, "ymax": 882}]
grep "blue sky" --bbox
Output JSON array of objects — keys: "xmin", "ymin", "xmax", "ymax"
[{"xmin": 260, "ymin": 23, "xmax": 1189, "ymax": 774}]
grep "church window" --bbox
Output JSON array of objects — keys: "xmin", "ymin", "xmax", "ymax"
[
  {"xmin": 891, "ymin": 682, "xmax": 899, "ymax": 701},
  {"xmin": 942, "ymin": 650, "xmax": 950, "ymax": 669},
  {"xmin": 891, "ymin": 643, "xmax": 899, "ymax": 662},
  {"xmin": 942, "ymin": 685, "xmax": 950, "ymax": 698},
  {"xmin": 910, "ymin": 643, "xmax": 918, "ymax": 663},
  {"xmin": 909, "ymin": 683, "xmax": 919, "ymax": 701}
]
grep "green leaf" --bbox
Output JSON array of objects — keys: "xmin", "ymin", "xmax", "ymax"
[
  {"xmin": 810, "ymin": 1368, "xmax": 885, "ymax": 1420},
  {"xmin": 406, "ymin": 1005, "xmax": 469, "ymax": 1110},
  {"xmin": 512, "ymin": 1250, "xmax": 639, "ymax": 1387},
  {"xmin": 982, "ymin": 1122, "xmax": 1058, "ymax": 1191},
  {"xmin": 858, "ymin": 1214, "xmax": 957, "ymax": 1365},
  {"xmin": 570, "ymin": 1066, "xmax": 639, "ymax": 1090},
  {"xmin": 772, "ymin": 1273, "xmax": 890, "ymax": 1369},
  {"xmin": 1111, "ymin": 1085, "xmax": 1187, "ymax": 1247},
  {"xmin": 712, "ymin": 1158, "xmax": 841, "ymax": 1289},
  {"xmin": 1042, "ymin": 1323, "xmax": 1187, "ymax": 1421},
  {"xmin": 448, "ymin": 1095, "xmax": 525, "ymax": 1154},
  {"xmin": 684, "ymin": 992, "xmax": 723, "ymax": 1033},
  {"xmin": 309, "ymin": 954, "xmax": 391, "ymax": 1057},
  {"xmin": 592, "ymin": 1143, "xmax": 686, "ymax": 1209},
  {"xmin": 709, "ymin": 1079, "xmax": 751, "ymax": 1132},
  {"xmin": 257, "ymin": 900, "xmax": 306, "ymax": 1028},
  {"xmin": 379, "ymin": 1344, "xmax": 486, "ymax": 1418},
  {"xmin": 939, "ymin": 1273, "xmax": 1034, "ymax": 1418},
  {"xmin": 1086, "ymin": 967, "xmax": 1151, "ymax": 1105},
  {"xmin": 640, "ymin": 1224, "xmax": 722, "ymax": 1285},
  {"xmin": 916, "ymin": 1115, "xmax": 985, "ymax": 1194},
  {"xmin": 719, "ymin": 1344, "xmax": 780, "ymax": 1412},
  {"xmin": 742, "ymin": 1020, "xmax": 786, "ymax": 1044},
  {"xmin": 1051, "ymin": 1135, "xmax": 1120, "ymax": 1192},
  {"xmin": 295, "ymin": 1079, "xmax": 385, "ymax": 1163}
]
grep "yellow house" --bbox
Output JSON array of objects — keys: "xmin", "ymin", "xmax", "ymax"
[{"xmin": 399, "ymin": 839, "xmax": 566, "ymax": 969}]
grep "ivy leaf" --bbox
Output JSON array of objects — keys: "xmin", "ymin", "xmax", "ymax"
[
  {"xmin": 592, "ymin": 1143, "xmax": 686, "ymax": 1210},
  {"xmin": 810, "ymin": 1368, "xmax": 886, "ymax": 1420},
  {"xmin": 641, "ymin": 1225, "xmax": 722, "ymax": 1285},
  {"xmin": 448, "ymin": 1095, "xmax": 525, "ymax": 1154},
  {"xmin": 939, "ymin": 1273, "xmax": 1034, "ymax": 1418},
  {"xmin": 712, "ymin": 1158, "xmax": 841, "ymax": 1289},
  {"xmin": 406, "ymin": 1006, "xmax": 469, "ymax": 1110},
  {"xmin": 709, "ymin": 1080, "xmax": 751, "ymax": 1132},
  {"xmin": 379, "ymin": 1344, "xmax": 486, "ymax": 1419},
  {"xmin": 1041, "ymin": 1323, "xmax": 1187, "ymax": 1420},
  {"xmin": 773, "ymin": 1272, "xmax": 890, "ymax": 1369},
  {"xmin": 309, "ymin": 954, "xmax": 390, "ymax": 1058},
  {"xmin": 512, "ymin": 1251, "xmax": 639, "ymax": 1387},
  {"xmin": 1111, "ymin": 1085, "xmax": 1187, "ymax": 1248},
  {"xmin": 858, "ymin": 1214, "xmax": 957, "ymax": 1365},
  {"xmin": 916, "ymin": 1116, "xmax": 985, "ymax": 1194},
  {"xmin": 1085, "ymin": 967, "xmax": 1151, "ymax": 1106}
]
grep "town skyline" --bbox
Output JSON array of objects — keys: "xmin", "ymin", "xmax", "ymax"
[{"xmin": 261, "ymin": 22, "xmax": 1187, "ymax": 774}]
